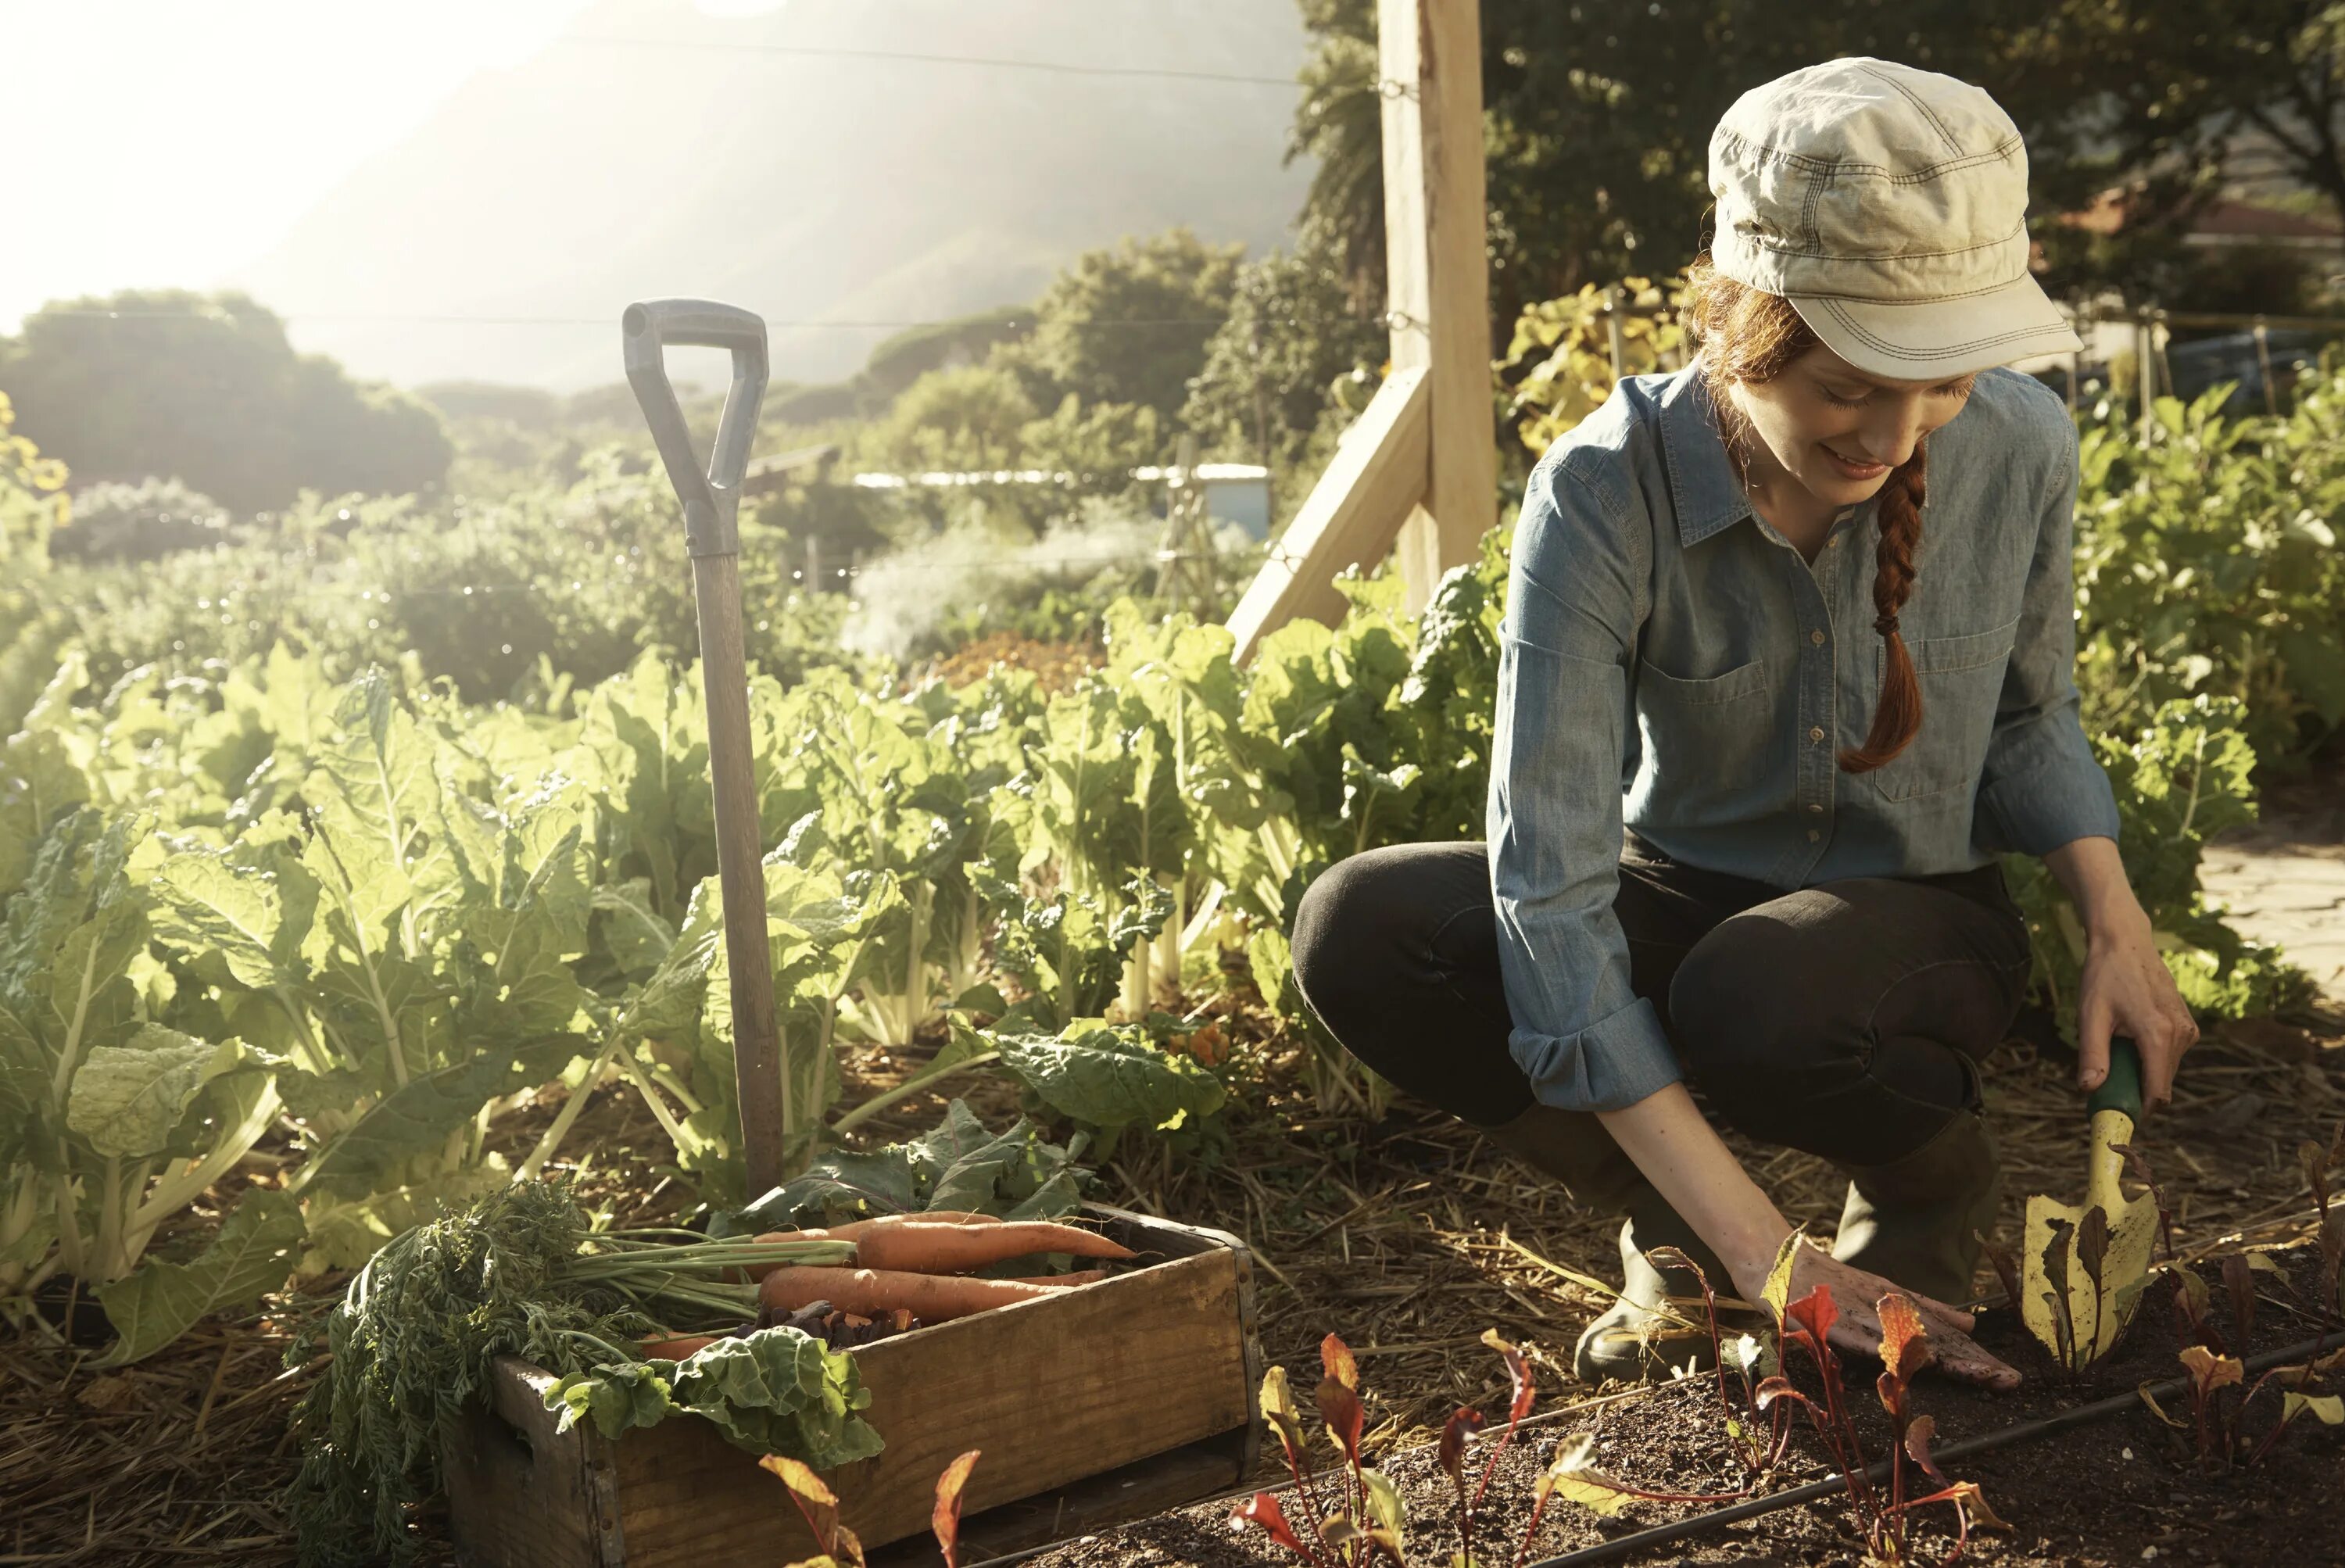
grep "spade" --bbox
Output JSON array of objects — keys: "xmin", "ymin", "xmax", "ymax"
[{"xmin": 2022, "ymin": 1036, "xmax": 2158, "ymax": 1370}]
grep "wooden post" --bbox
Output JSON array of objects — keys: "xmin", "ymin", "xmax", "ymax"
[
  {"xmin": 1380, "ymin": 0, "xmax": 1494, "ymax": 617},
  {"xmin": 1225, "ymin": 0, "xmax": 1493, "ymax": 659}
]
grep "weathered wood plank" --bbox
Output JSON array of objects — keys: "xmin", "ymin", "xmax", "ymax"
[
  {"xmin": 445, "ymin": 1359, "xmax": 621, "ymax": 1567},
  {"xmin": 1383, "ymin": 0, "xmax": 1495, "ymax": 615},
  {"xmin": 1226, "ymin": 367, "xmax": 1430, "ymax": 664}
]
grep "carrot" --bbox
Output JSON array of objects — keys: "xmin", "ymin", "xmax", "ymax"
[
  {"xmin": 736, "ymin": 1212, "xmax": 1001, "ymax": 1273},
  {"xmin": 849, "ymin": 1220, "xmax": 1137, "ymax": 1274},
  {"xmin": 1003, "ymin": 1269, "xmax": 1109, "ymax": 1287},
  {"xmin": 759, "ymin": 1265, "xmax": 1060, "ymax": 1322},
  {"xmin": 639, "ymin": 1334, "xmax": 722, "ymax": 1359}
]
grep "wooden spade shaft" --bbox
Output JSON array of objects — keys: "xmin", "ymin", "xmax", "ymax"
[{"xmin": 693, "ymin": 550, "xmax": 786, "ymax": 1197}]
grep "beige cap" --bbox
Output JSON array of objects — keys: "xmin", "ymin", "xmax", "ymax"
[{"xmin": 1707, "ymin": 57, "xmax": 2082, "ymax": 381}]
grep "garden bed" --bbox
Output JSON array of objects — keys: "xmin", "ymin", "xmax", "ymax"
[{"xmin": 1025, "ymin": 1247, "xmax": 2345, "ymax": 1568}]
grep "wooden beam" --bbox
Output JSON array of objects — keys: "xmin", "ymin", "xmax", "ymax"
[
  {"xmin": 1220, "ymin": 0, "xmax": 1494, "ymax": 653},
  {"xmin": 1381, "ymin": 0, "xmax": 1495, "ymax": 615},
  {"xmin": 1226, "ymin": 368, "xmax": 1429, "ymax": 664}
]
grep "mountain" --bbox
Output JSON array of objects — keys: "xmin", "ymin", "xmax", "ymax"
[{"xmin": 230, "ymin": 0, "xmax": 1313, "ymax": 391}]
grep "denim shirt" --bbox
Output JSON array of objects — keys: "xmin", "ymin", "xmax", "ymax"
[{"xmin": 1486, "ymin": 363, "xmax": 2121, "ymax": 1113}]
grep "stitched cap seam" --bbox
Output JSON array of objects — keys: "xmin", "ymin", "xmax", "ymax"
[
  {"xmin": 1715, "ymin": 127, "xmax": 2024, "ymax": 184},
  {"xmin": 1864, "ymin": 62, "xmax": 1967, "ymax": 156}
]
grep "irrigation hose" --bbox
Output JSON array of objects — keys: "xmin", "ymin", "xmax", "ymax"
[{"xmin": 1520, "ymin": 1326, "xmax": 2345, "ymax": 1568}]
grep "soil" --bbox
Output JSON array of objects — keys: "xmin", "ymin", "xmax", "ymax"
[{"xmin": 1027, "ymin": 1248, "xmax": 2345, "ymax": 1568}]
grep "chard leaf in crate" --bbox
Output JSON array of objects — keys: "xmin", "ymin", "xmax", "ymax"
[{"xmin": 730, "ymin": 1098, "xmax": 1087, "ymax": 1233}]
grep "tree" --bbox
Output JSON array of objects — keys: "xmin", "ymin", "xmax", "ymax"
[
  {"xmin": 0, "ymin": 291, "xmax": 452, "ymax": 513},
  {"xmin": 855, "ymin": 363, "xmax": 1040, "ymax": 474},
  {"xmin": 1997, "ymin": 1, "xmax": 2345, "ymax": 304},
  {"xmin": 1291, "ymin": 0, "xmax": 2337, "ymax": 326},
  {"xmin": 1015, "ymin": 229, "xmax": 1244, "ymax": 421},
  {"xmin": 1183, "ymin": 224, "xmax": 1385, "ymax": 499}
]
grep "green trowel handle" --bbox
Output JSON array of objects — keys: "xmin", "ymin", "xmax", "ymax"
[{"xmin": 2088, "ymin": 1036, "xmax": 2143, "ymax": 1126}]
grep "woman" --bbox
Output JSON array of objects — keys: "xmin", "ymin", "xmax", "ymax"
[{"xmin": 1290, "ymin": 58, "xmax": 2200, "ymax": 1389}]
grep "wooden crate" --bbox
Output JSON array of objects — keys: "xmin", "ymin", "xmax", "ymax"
[{"xmin": 443, "ymin": 1205, "xmax": 1263, "ymax": 1566}]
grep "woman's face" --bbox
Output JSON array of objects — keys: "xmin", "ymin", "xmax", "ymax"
[{"xmin": 1727, "ymin": 342, "xmax": 1976, "ymax": 505}]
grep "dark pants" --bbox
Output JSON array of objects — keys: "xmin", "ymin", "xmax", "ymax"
[{"xmin": 1289, "ymin": 835, "xmax": 2033, "ymax": 1172}]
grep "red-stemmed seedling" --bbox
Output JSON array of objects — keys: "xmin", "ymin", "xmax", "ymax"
[
  {"xmin": 1752, "ymin": 1236, "xmax": 2007, "ymax": 1565},
  {"xmin": 1643, "ymin": 1243, "xmax": 1783, "ymax": 1474},
  {"xmin": 1237, "ymin": 1327, "xmax": 1750, "ymax": 1568}
]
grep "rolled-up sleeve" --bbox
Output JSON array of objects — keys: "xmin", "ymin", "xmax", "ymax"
[
  {"xmin": 1487, "ymin": 453, "xmax": 1680, "ymax": 1112},
  {"xmin": 1971, "ymin": 413, "xmax": 2123, "ymax": 856}
]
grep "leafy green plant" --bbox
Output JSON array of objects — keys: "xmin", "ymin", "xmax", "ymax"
[
  {"xmin": 0, "ymin": 805, "xmax": 299, "ymax": 1362},
  {"xmin": 2072, "ymin": 378, "xmax": 2345, "ymax": 768},
  {"xmin": 2003, "ymin": 693, "xmax": 2311, "ymax": 1040}
]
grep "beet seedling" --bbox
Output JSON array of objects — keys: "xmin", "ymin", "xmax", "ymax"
[
  {"xmin": 1644, "ymin": 1244, "xmax": 1780, "ymax": 1473},
  {"xmin": 1753, "ymin": 1236, "xmax": 2007, "ymax": 1565},
  {"xmin": 1233, "ymin": 1334, "xmax": 1405, "ymax": 1567}
]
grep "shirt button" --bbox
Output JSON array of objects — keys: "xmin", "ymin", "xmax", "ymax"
[
  {"xmin": 1828, "ymin": 535, "xmax": 1843, "ymax": 548},
  {"xmin": 1808, "ymin": 803, "xmax": 1824, "ymax": 814},
  {"xmin": 1807, "ymin": 829, "xmax": 1821, "ymax": 843},
  {"xmin": 1809, "ymin": 726, "xmax": 1825, "ymax": 743},
  {"xmin": 1810, "ymin": 628, "xmax": 1827, "ymax": 646}
]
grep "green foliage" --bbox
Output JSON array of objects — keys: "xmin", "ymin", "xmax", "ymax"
[
  {"xmin": 0, "ymin": 291, "xmax": 452, "ymax": 512},
  {"xmin": 2005, "ymin": 695, "xmax": 2311, "ymax": 1040},
  {"xmin": 543, "ymin": 1326, "xmax": 880, "ymax": 1464},
  {"xmin": 46, "ymin": 476, "xmax": 227, "ymax": 563},
  {"xmin": 0, "ymin": 392, "xmax": 69, "ymax": 734},
  {"xmin": 1183, "ymin": 226, "xmax": 1386, "ymax": 514},
  {"xmin": 1499, "ymin": 277, "xmax": 1688, "ymax": 457},
  {"xmin": 1013, "ymin": 228, "xmax": 1243, "ymax": 422},
  {"xmin": 732, "ymin": 1097, "xmax": 1089, "ymax": 1233},
  {"xmin": 2073, "ymin": 378, "xmax": 2345, "ymax": 766},
  {"xmin": 27, "ymin": 460, "xmax": 870, "ymax": 703}
]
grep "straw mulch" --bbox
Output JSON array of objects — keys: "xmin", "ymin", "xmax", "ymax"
[{"xmin": 4, "ymin": 989, "xmax": 2340, "ymax": 1565}]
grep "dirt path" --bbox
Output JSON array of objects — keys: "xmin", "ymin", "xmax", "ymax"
[{"xmin": 2201, "ymin": 832, "xmax": 2345, "ymax": 1005}]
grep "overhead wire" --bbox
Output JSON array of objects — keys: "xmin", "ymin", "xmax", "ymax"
[{"xmin": 554, "ymin": 34, "xmax": 1301, "ymax": 87}]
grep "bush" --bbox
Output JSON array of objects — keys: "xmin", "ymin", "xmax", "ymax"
[
  {"xmin": 2073, "ymin": 375, "xmax": 2345, "ymax": 769},
  {"xmin": 49, "ymin": 477, "xmax": 229, "ymax": 562}
]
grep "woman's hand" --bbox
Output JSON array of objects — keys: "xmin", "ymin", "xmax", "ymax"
[
  {"xmin": 1785, "ymin": 1240, "xmax": 2021, "ymax": 1391},
  {"xmin": 2042, "ymin": 836, "xmax": 2199, "ymax": 1114},
  {"xmin": 1599, "ymin": 1085, "xmax": 2020, "ymax": 1389},
  {"xmin": 2076, "ymin": 902, "xmax": 2199, "ymax": 1113}
]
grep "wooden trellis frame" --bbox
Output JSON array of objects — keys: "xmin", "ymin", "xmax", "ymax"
[{"xmin": 1226, "ymin": 0, "xmax": 1493, "ymax": 661}]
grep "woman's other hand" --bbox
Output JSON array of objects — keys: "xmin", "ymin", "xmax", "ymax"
[
  {"xmin": 2077, "ymin": 902, "xmax": 2199, "ymax": 1115},
  {"xmin": 2041, "ymin": 836, "xmax": 2200, "ymax": 1115}
]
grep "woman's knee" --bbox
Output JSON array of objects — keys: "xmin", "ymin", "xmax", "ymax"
[
  {"xmin": 1291, "ymin": 846, "xmax": 1425, "ymax": 1018},
  {"xmin": 1290, "ymin": 842, "xmax": 1488, "ymax": 1025},
  {"xmin": 1667, "ymin": 897, "xmax": 1854, "ymax": 1095}
]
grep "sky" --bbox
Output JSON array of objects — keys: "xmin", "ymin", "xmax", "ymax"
[{"xmin": 0, "ymin": 0, "xmax": 787, "ymax": 331}]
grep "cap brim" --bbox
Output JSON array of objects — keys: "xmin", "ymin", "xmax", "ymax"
[{"xmin": 1787, "ymin": 273, "xmax": 2083, "ymax": 381}]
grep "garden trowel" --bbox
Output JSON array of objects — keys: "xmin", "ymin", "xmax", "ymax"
[{"xmin": 2021, "ymin": 1036, "xmax": 2157, "ymax": 1369}]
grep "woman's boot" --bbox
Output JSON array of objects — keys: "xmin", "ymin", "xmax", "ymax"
[
  {"xmin": 1473, "ymin": 1103, "xmax": 1761, "ymax": 1384},
  {"xmin": 1828, "ymin": 1102, "xmax": 2002, "ymax": 1307}
]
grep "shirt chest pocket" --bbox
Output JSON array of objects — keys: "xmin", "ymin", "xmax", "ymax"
[
  {"xmin": 1862, "ymin": 618, "xmax": 2020, "ymax": 803},
  {"xmin": 1635, "ymin": 656, "xmax": 1776, "ymax": 799}
]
